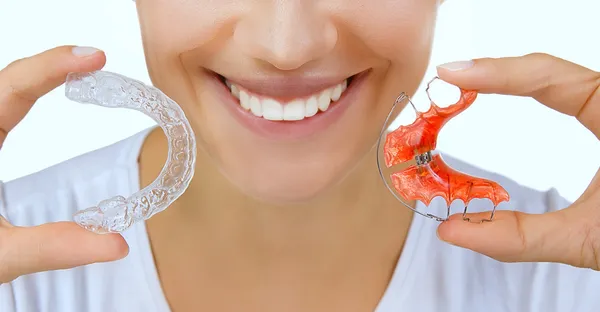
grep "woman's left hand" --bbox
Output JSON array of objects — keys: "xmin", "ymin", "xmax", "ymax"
[{"xmin": 435, "ymin": 53, "xmax": 600, "ymax": 270}]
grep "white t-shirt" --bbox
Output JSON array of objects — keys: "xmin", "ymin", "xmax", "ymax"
[{"xmin": 1, "ymin": 128, "xmax": 600, "ymax": 312}]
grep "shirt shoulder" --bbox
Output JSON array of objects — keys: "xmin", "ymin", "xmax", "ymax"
[
  {"xmin": 0, "ymin": 128, "xmax": 152, "ymax": 226},
  {"xmin": 381, "ymin": 153, "xmax": 600, "ymax": 312},
  {"xmin": 0, "ymin": 127, "xmax": 169, "ymax": 312},
  {"xmin": 448, "ymin": 154, "xmax": 600, "ymax": 311}
]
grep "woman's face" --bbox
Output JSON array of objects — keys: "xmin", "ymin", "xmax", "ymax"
[{"xmin": 136, "ymin": 0, "xmax": 439, "ymax": 204}]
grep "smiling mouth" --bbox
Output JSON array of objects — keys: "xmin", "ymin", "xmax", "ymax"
[{"xmin": 214, "ymin": 74, "xmax": 357, "ymax": 121}]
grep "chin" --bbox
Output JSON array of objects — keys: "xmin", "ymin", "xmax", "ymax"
[
  {"xmin": 237, "ymin": 174, "xmax": 336, "ymax": 205},
  {"xmin": 220, "ymin": 157, "xmax": 353, "ymax": 205}
]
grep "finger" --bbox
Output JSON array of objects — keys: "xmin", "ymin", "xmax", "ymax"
[
  {"xmin": 436, "ymin": 53, "xmax": 600, "ymax": 138},
  {"xmin": 0, "ymin": 45, "xmax": 106, "ymax": 146},
  {"xmin": 0, "ymin": 221, "xmax": 128, "ymax": 283},
  {"xmin": 436, "ymin": 208, "xmax": 599, "ymax": 270}
]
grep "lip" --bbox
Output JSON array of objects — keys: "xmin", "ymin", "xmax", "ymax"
[{"xmin": 208, "ymin": 69, "xmax": 370, "ymax": 141}]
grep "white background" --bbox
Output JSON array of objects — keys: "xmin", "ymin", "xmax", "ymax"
[{"xmin": 0, "ymin": 0, "xmax": 598, "ymax": 202}]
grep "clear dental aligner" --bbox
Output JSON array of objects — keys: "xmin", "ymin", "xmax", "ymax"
[{"xmin": 65, "ymin": 71, "xmax": 197, "ymax": 234}]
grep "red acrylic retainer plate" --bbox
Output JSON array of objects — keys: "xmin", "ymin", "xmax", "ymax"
[{"xmin": 376, "ymin": 77, "xmax": 509, "ymax": 222}]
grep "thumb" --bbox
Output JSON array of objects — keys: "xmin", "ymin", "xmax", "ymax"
[
  {"xmin": 1, "ymin": 221, "xmax": 129, "ymax": 283},
  {"xmin": 435, "ymin": 209, "xmax": 593, "ymax": 267}
]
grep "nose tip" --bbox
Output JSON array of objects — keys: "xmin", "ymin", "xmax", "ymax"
[{"xmin": 233, "ymin": 7, "xmax": 338, "ymax": 71}]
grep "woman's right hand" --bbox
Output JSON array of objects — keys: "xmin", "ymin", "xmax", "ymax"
[{"xmin": 0, "ymin": 46, "xmax": 129, "ymax": 284}]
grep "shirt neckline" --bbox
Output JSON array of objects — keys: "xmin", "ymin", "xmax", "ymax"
[{"xmin": 125, "ymin": 126, "xmax": 425, "ymax": 312}]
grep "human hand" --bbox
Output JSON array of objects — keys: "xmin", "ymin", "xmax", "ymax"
[
  {"xmin": 435, "ymin": 53, "xmax": 600, "ymax": 270},
  {"xmin": 0, "ymin": 46, "xmax": 129, "ymax": 284}
]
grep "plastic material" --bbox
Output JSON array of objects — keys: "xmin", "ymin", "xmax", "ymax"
[
  {"xmin": 65, "ymin": 71, "xmax": 196, "ymax": 233},
  {"xmin": 377, "ymin": 77, "xmax": 509, "ymax": 222}
]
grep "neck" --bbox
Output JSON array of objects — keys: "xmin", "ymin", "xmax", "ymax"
[{"xmin": 139, "ymin": 127, "xmax": 414, "ymax": 248}]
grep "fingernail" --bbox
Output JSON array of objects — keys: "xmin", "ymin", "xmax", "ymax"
[
  {"xmin": 72, "ymin": 46, "xmax": 101, "ymax": 57},
  {"xmin": 437, "ymin": 60, "xmax": 474, "ymax": 71}
]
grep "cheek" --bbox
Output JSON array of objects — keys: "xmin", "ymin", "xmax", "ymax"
[
  {"xmin": 348, "ymin": 2, "xmax": 437, "ymax": 120},
  {"xmin": 330, "ymin": 0, "xmax": 438, "ymax": 55},
  {"xmin": 136, "ymin": 1, "xmax": 235, "ymax": 143},
  {"xmin": 137, "ymin": 1, "xmax": 237, "ymax": 53}
]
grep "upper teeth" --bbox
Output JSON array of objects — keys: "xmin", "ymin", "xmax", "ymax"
[{"xmin": 227, "ymin": 80, "xmax": 348, "ymax": 121}]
